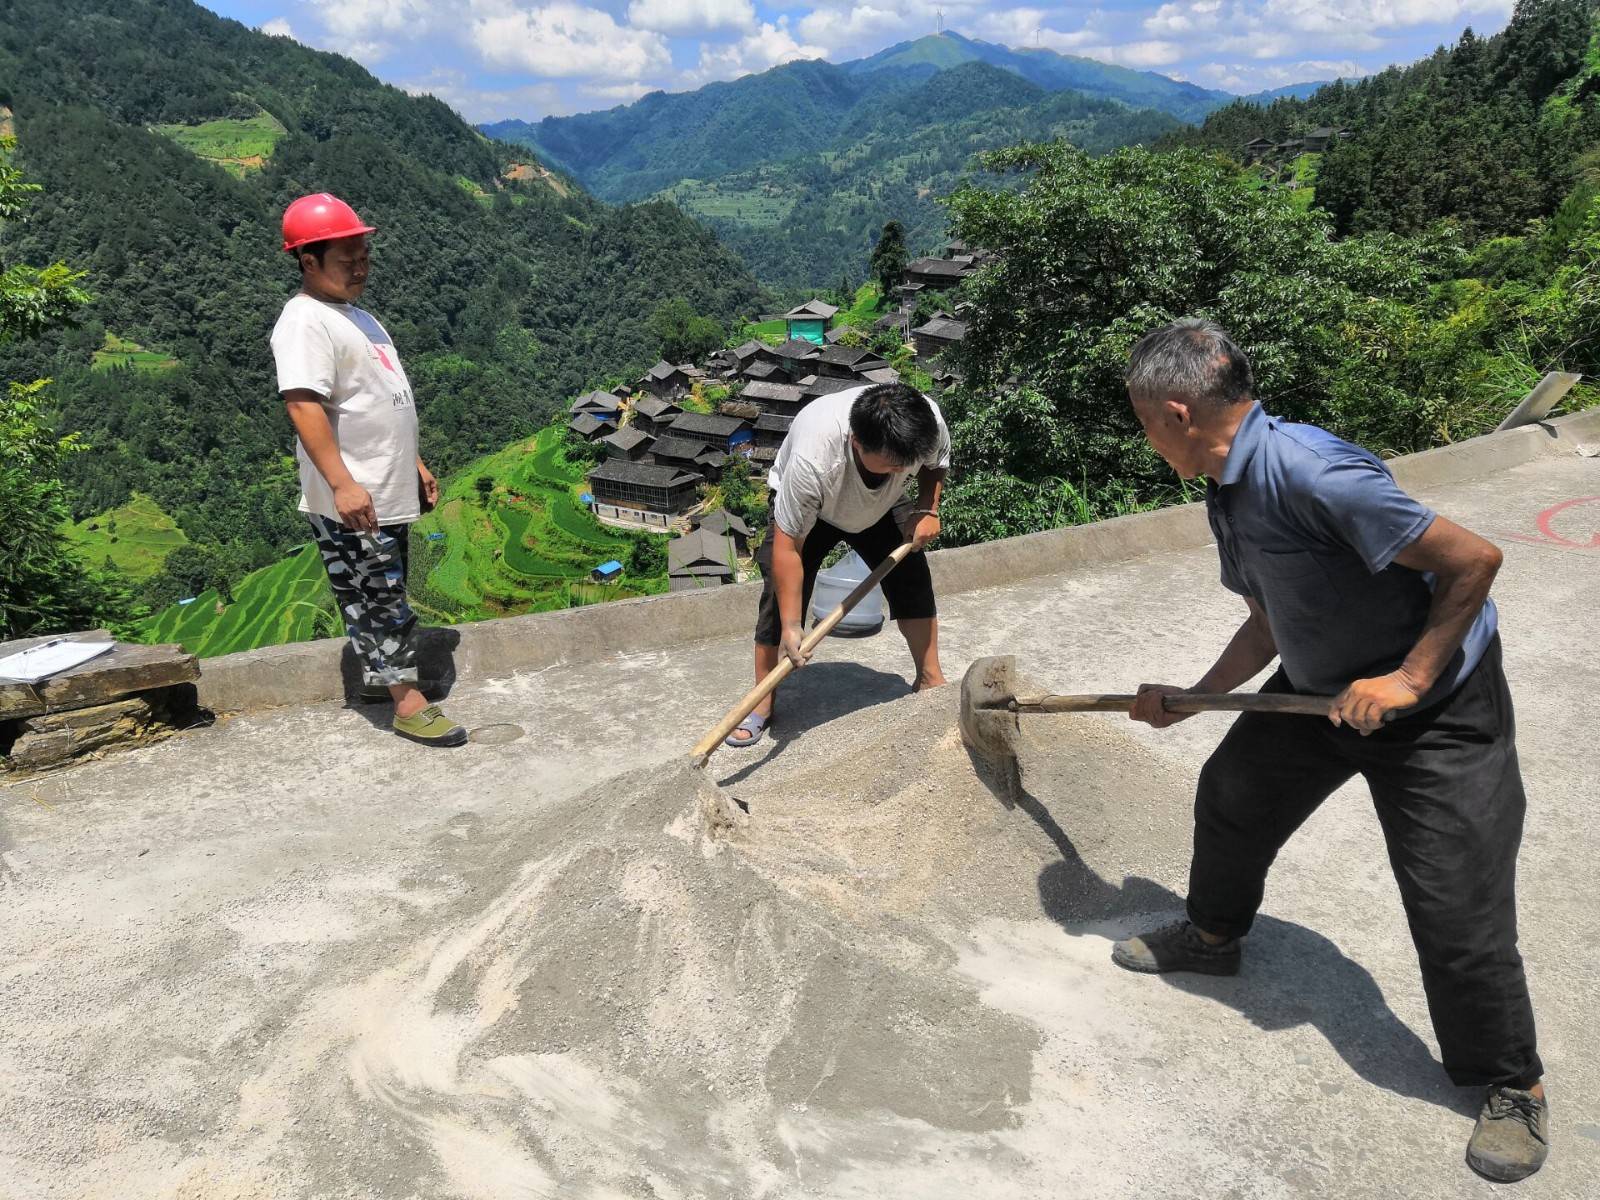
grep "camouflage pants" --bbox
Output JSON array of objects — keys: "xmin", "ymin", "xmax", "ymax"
[{"xmin": 307, "ymin": 514, "xmax": 418, "ymax": 687}]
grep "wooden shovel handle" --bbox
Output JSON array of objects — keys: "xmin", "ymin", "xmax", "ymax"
[
  {"xmin": 1012, "ymin": 692, "xmax": 1337, "ymax": 716},
  {"xmin": 691, "ymin": 542, "xmax": 917, "ymax": 764}
]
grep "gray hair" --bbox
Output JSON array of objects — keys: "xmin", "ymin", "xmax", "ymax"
[{"xmin": 1125, "ymin": 318, "xmax": 1255, "ymax": 407}]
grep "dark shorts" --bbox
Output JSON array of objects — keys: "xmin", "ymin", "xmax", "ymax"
[{"xmin": 753, "ymin": 498, "xmax": 936, "ymax": 646}]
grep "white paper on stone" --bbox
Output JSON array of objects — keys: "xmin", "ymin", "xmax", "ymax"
[{"xmin": 0, "ymin": 639, "xmax": 115, "ymax": 683}]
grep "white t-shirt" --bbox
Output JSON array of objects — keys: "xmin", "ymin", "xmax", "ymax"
[
  {"xmin": 768, "ymin": 385, "xmax": 951, "ymax": 539},
  {"xmin": 270, "ymin": 292, "xmax": 420, "ymax": 526}
]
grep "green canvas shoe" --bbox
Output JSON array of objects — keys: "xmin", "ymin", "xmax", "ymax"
[{"xmin": 392, "ymin": 704, "xmax": 468, "ymax": 747}]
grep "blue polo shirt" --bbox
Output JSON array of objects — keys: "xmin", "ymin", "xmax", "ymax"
[{"xmin": 1206, "ymin": 405, "xmax": 1496, "ymax": 703}]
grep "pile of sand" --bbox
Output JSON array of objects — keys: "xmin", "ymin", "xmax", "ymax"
[{"xmin": 166, "ymin": 691, "xmax": 1196, "ymax": 1197}]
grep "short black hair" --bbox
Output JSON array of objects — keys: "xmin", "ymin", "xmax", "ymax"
[
  {"xmin": 290, "ymin": 239, "xmax": 332, "ymax": 271},
  {"xmin": 849, "ymin": 383, "xmax": 939, "ymax": 466},
  {"xmin": 1125, "ymin": 318, "xmax": 1255, "ymax": 407}
]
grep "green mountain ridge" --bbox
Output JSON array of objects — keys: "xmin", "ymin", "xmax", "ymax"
[{"xmin": 656, "ymin": 62, "xmax": 1184, "ymax": 287}]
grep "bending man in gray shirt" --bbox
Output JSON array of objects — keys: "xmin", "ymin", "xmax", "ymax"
[{"xmin": 1111, "ymin": 320, "xmax": 1546, "ymax": 1184}]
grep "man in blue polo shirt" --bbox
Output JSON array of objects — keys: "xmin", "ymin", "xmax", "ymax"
[{"xmin": 1111, "ymin": 320, "xmax": 1547, "ymax": 1182}]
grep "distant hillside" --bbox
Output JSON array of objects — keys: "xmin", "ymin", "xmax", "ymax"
[
  {"xmin": 0, "ymin": 0, "xmax": 766, "ymax": 574},
  {"xmin": 848, "ymin": 32, "xmax": 1233, "ymax": 122},
  {"xmin": 657, "ymin": 63, "xmax": 1183, "ymax": 286},
  {"xmin": 485, "ymin": 31, "xmax": 1322, "ymax": 211},
  {"xmin": 1165, "ymin": 0, "xmax": 1600, "ymax": 237}
]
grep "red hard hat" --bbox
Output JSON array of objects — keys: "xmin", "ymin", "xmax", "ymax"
[{"xmin": 281, "ymin": 192, "xmax": 376, "ymax": 251}]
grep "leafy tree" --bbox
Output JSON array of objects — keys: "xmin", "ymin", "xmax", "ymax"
[
  {"xmin": 647, "ymin": 297, "xmax": 725, "ymax": 364},
  {"xmin": 474, "ymin": 474, "xmax": 494, "ymax": 502},
  {"xmin": 0, "ymin": 138, "xmax": 128, "ymax": 638},
  {"xmin": 938, "ymin": 143, "xmax": 1445, "ymax": 542},
  {"xmin": 869, "ymin": 220, "xmax": 909, "ymax": 301},
  {"xmin": 627, "ymin": 533, "xmax": 666, "ymax": 575}
]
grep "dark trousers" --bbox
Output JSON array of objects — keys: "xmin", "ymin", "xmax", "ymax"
[
  {"xmin": 1188, "ymin": 636, "xmax": 1541, "ymax": 1087},
  {"xmin": 752, "ymin": 499, "xmax": 936, "ymax": 646}
]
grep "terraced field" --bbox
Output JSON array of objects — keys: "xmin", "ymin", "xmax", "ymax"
[
  {"xmin": 91, "ymin": 331, "xmax": 179, "ymax": 373},
  {"xmin": 138, "ymin": 543, "xmax": 336, "ymax": 657},
  {"xmin": 150, "ymin": 111, "xmax": 286, "ymax": 177},
  {"xmin": 60, "ymin": 493, "xmax": 186, "ymax": 580},
  {"xmin": 137, "ymin": 425, "xmax": 672, "ymax": 656}
]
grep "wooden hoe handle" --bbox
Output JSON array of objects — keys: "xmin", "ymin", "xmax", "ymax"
[
  {"xmin": 1012, "ymin": 692, "xmax": 1338, "ymax": 716},
  {"xmin": 691, "ymin": 542, "xmax": 917, "ymax": 764}
]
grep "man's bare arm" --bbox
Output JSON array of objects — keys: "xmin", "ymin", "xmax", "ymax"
[
  {"xmin": 1132, "ymin": 598, "xmax": 1277, "ymax": 729},
  {"xmin": 284, "ymin": 390, "xmax": 377, "ymax": 532},
  {"xmin": 1332, "ymin": 515, "xmax": 1501, "ymax": 732}
]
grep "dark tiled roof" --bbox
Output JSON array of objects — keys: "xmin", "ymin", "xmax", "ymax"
[
  {"xmin": 783, "ymin": 299, "xmax": 839, "ymax": 320},
  {"xmin": 632, "ymin": 395, "xmax": 681, "ymax": 420},
  {"xmin": 568, "ymin": 413, "xmax": 614, "ymax": 436},
  {"xmin": 905, "ymin": 256, "xmax": 971, "ymax": 279},
  {"xmin": 742, "ymin": 359, "xmax": 782, "ymax": 380},
  {"xmin": 602, "ymin": 427, "xmax": 653, "ymax": 452},
  {"xmin": 650, "ymin": 435, "xmax": 712, "ymax": 460},
  {"xmin": 693, "ymin": 508, "xmax": 753, "ymax": 537},
  {"xmin": 732, "ymin": 340, "xmax": 768, "ymax": 360},
  {"xmin": 774, "ymin": 337, "xmax": 821, "ymax": 359},
  {"xmin": 797, "ymin": 375, "xmax": 860, "ymax": 398},
  {"xmin": 570, "ymin": 389, "xmax": 621, "ymax": 413},
  {"xmin": 753, "ymin": 412, "xmax": 793, "ymax": 434},
  {"xmin": 669, "ymin": 412, "xmax": 747, "ymax": 439},
  {"xmin": 742, "ymin": 381, "xmax": 804, "ymax": 405},
  {"xmin": 815, "ymin": 345, "xmax": 874, "ymax": 367},
  {"xmin": 669, "ymin": 527, "xmax": 739, "ymax": 573},
  {"xmin": 913, "ymin": 316, "xmax": 968, "ymax": 341},
  {"xmin": 642, "ymin": 360, "xmax": 686, "ymax": 382},
  {"xmin": 587, "ymin": 458, "xmax": 698, "ymax": 488}
]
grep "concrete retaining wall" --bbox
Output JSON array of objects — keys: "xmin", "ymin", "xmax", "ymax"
[{"xmin": 195, "ymin": 407, "xmax": 1600, "ymax": 714}]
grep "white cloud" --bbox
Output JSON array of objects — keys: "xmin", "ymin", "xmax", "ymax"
[
  {"xmin": 471, "ymin": 4, "xmax": 671, "ymax": 80},
  {"xmin": 583, "ymin": 81, "xmax": 658, "ymax": 103},
  {"xmin": 692, "ymin": 17, "xmax": 827, "ymax": 82},
  {"xmin": 1191, "ymin": 57, "xmax": 1367, "ymax": 92},
  {"xmin": 259, "ymin": 17, "xmax": 297, "ymax": 39},
  {"xmin": 310, "ymin": 0, "xmax": 435, "ymax": 39},
  {"xmin": 626, "ymin": 0, "xmax": 756, "ymax": 36},
  {"xmin": 1144, "ymin": 1, "xmax": 1222, "ymax": 36},
  {"xmin": 399, "ymin": 66, "xmax": 567, "ymax": 120}
]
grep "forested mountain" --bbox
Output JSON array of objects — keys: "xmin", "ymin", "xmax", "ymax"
[
  {"xmin": 484, "ymin": 31, "xmax": 1315, "ymax": 209},
  {"xmin": 1169, "ymin": 0, "xmax": 1600, "ymax": 238},
  {"xmin": 656, "ymin": 64, "xmax": 1183, "ymax": 286},
  {"xmin": 0, "ymin": 0, "xmax": 765, "ymax": 576}
]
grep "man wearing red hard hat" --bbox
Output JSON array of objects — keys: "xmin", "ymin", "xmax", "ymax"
[{"xmin": 270, "ymin": 193, "xmax": 466, "ymax": 746}]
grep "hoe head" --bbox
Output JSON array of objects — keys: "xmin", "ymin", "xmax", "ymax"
[{"xmin": 958, "ymin": 655, "xmax": 1025, "ymax": 807}]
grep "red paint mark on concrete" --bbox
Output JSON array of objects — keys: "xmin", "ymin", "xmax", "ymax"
[{"xmin": 1504, "ymin": 496, "xmax": 1600, "ymax": 550}]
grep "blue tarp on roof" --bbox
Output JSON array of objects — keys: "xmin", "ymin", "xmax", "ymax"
[
  {"xmin": 580, "ymin": 492, "xmax": 594, "ymax": 504},
  {"xmin": 592, "ymin": 560, "xmax": 623, "ymax": 578}
]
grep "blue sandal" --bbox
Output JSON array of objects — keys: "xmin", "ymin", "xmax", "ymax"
[{"xmin": 725, "ymin": 712, "xmax": 771, "ymax": 748}]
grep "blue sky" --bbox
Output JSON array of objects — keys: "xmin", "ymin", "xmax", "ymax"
[{"xmin": 200, "ymin": 1, "xmax": 1517, "ymax": 122}]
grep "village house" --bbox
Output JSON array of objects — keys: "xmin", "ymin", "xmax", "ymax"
[
  {"xmin": 630, "ymin": 394, "xmax": 683, "ymax": 435},
  {"xmin": 568, "ymin": 412, "xmax": 617, "ymax": 441},
  {"xmin": 740, "ymin": 357, "xmax": 786, "ymax": 384},
  {"xmin": 668, "ymin": 411, "xmax": 753, "ymax": 453},
  {"xmin": 600, "ymin": 426, "xmax": 654, "ymax": 461},
  {"xmin": 753, "ymin": 412, "xmax": 793, "ymax": 451},
  {"xmin": 902, "ymin": 255, "xmax": 974, "ymax": 291},
  {"xmin": 637, "ymin": 360, "xmax": 694, "ymax": 400},
  {"xmin": 811, "ymin": 345, "xmax": 883, "ymax": 380},
  {"xmin": 859, "ymin": 366, "xmax": 901, "ymax": 387},
  {"xmin": 797, "ymin": 374, "xmax": 860, "ymax": 402},
  {"xmin": 668, "ymin": 526, "xmax": 741, "ymax": 592},
  {"xmin": 1242, "ymin": 136, "xmax": 1276, "ymax": 162},
  {"xmin": 586, "ymin": 459, "xmax": 701, "ymax": 528},
  {"xmin": 912, "ymin": 311, "xmax": 968, "ymax": 362},
  {"xmin": 1302, "ymin": 126, "xmax": 1338, "ymax": 153},
  {"xmin": 773, "ymin": 336, "xmax": 820, "ymax": 377},
  {"xmin": 783, "ymin": 299, "xmax": 839, "ymax": 345},
  {"xmin": 691, "ymin": 507, "xmax": 753, "ymax": 556},
  {"xmin": 569, "ymin": 390, "xmax": 623, "ymax": 422},
  {"xmin": 648, "ymin": 435, "xmax": 728, "ymax": 480},
  {"xmin": 741, "ymin": 380, "xmax": 807, "ymax": 417}
]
